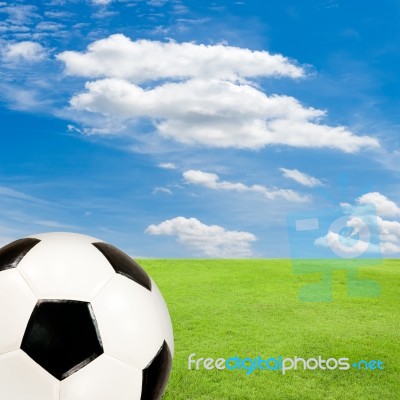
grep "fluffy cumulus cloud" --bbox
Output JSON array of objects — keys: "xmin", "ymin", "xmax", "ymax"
[
  {"xmin": 145, "ymin": 216, "xmax": 256, "ymax": 257},
  {"xmin": 57, "ymin": 34, "xmax": 380, "ymax": 152},
  {"xmin": 315, "ymin": 192, "xmax": 400, "ymax": 255},
  {"xmin": 280, "ymin": 168, "xmax": 322, "ymax": 187},
  {"xmin": 2, "ymin": 41, "xmax": 46, "ymax": 62},
  {"xmin": 356, "ymin": 192, "xmax": 400, "ymax": 218},
  {"xmin": 57, "ymin": 34, "xmax": 305, "ymax": 81},
  {"xmin": 183, "ymin": 169, "xmax": 308, "ymax": 202}
]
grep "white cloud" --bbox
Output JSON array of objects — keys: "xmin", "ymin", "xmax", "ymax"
[
  {"xmin": 92, "ymin": 9, "xmax": 119, "ymax": 19},
  {"xmin": 314, "ymin": 231, "xmax": 373, "ymax": 258},
  {"xmin": 92, "ymin": 0, "xmax": 113, "ymax": 5},
  {"xmin": 0, "ymin": 5, "xmax": 39, "ymax": 26},
  {"xmin": 57, "ymin": 34, "xmax": 305, "ymax": 81},
  {"xmin": 57, "ymin": 34, "xmax": 380, "ymax": 153},
  {"xmin": 146, "ymin": 216, "xmax": 256, "ymax": 257},
  {"xmin": 69, "ymin": 78, "xmax": 379, "ymax": 152},
  {"xmin": 0, "ymin": 24, "xmax": 30, "ymax": 33},
  {"xmin": 356, "ymin": 192, "xmax": 400, "ymax": 218},
  {"xmin": 2, "ymin": 41, "xmax": 46, "ymax": 62},
  {"xmin": 0, "ymin": 186, "xmax": 45, "ymax": 203},
  {"xmin": 31, "ymin": 219, "xmax": 78, "ymax": 229},
  {"xmin": 379, "ymin": 240, "xmax": 400, "ymax": 254},
  {"xmin": 36, "ymin": 21, "xmax": 64, "ymax": 32},
  {"xmin": 376, "ymin": 216, "xmax": 400, "ymax": 244},
  {"xmin": 315, "ymin": 192, "xmax": 400, "ymax": 255},
  {"xmin": 152, "ymin": 187, "xmax": 172, "ymax": 195},
  {"xmin": 158, "ymin": 162, "xmax": 177, "ymax": 169},
  {"xmin": 44, "ymin": 11, "xmax": 74, "ymax": 19},
  {"xmin": 280, "ymin": 168, "xmax": 322, "ymax": 187},
  {"xmin": 183, "ymin": 169, "xmax": 308, "ymax": 202},
  {"xmin": 147, "ymin": 0, "xmax": 168, "ymax": 6},
  {"xmin": 67, "ymin": 124, "xmax": 83, "ymax": 133}
]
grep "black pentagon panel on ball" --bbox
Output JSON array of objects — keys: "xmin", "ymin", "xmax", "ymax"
[
  {"xmin": 92, "ymin": 242, "xmax": 151, "ymax": 291},
  {"xmin": 0, "ymin": 238, "xmax": 40, "ymax": 272},
  {"xmin": 141, "ymin": 341, "xmax": 172, "ymax": 400},
  {"xmin": 21, "ymin": 300, "xmax": 103, "ymax": 381}
]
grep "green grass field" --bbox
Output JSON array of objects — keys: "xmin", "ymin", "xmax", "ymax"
[{"xmin": 140, "ymin": 259, "xmax": 400, "ymax": 400}]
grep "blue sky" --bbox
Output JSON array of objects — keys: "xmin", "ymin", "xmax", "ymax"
[{"xmin": 1, "ymin": 0, "xmax": 400, "ymax": 257}]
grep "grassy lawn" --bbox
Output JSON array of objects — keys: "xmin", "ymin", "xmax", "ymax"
[{"xmin": 140, "ymin": 259, "xmax": 400, "ymax": 400}]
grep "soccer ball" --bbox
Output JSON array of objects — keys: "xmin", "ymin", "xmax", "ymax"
[{"xmin": 0, "ymin": 232, "xmax": 174, "ymax": 400}]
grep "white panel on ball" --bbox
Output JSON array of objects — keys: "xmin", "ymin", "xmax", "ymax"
[
  {"xmin": 151, "ymin": 279, "xmax": 174, "ymax": 356},
  {"xmin": 0, "ymin": 350, "xmax": 59, "ymax": 400},
  {"xmin": 60, "ymin": 354, "xmax": 142, "ymax": 400},
  {"xmin": 92, "ymin": 274, "xmax": 164, "ymax": 370},
  {"xmin": 18, "ymin": 232, "xmax": 115, "ymax": 301},
  {"xmin": 0, "ymin": 270, "xmax": 37, "ymax": 355}
]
